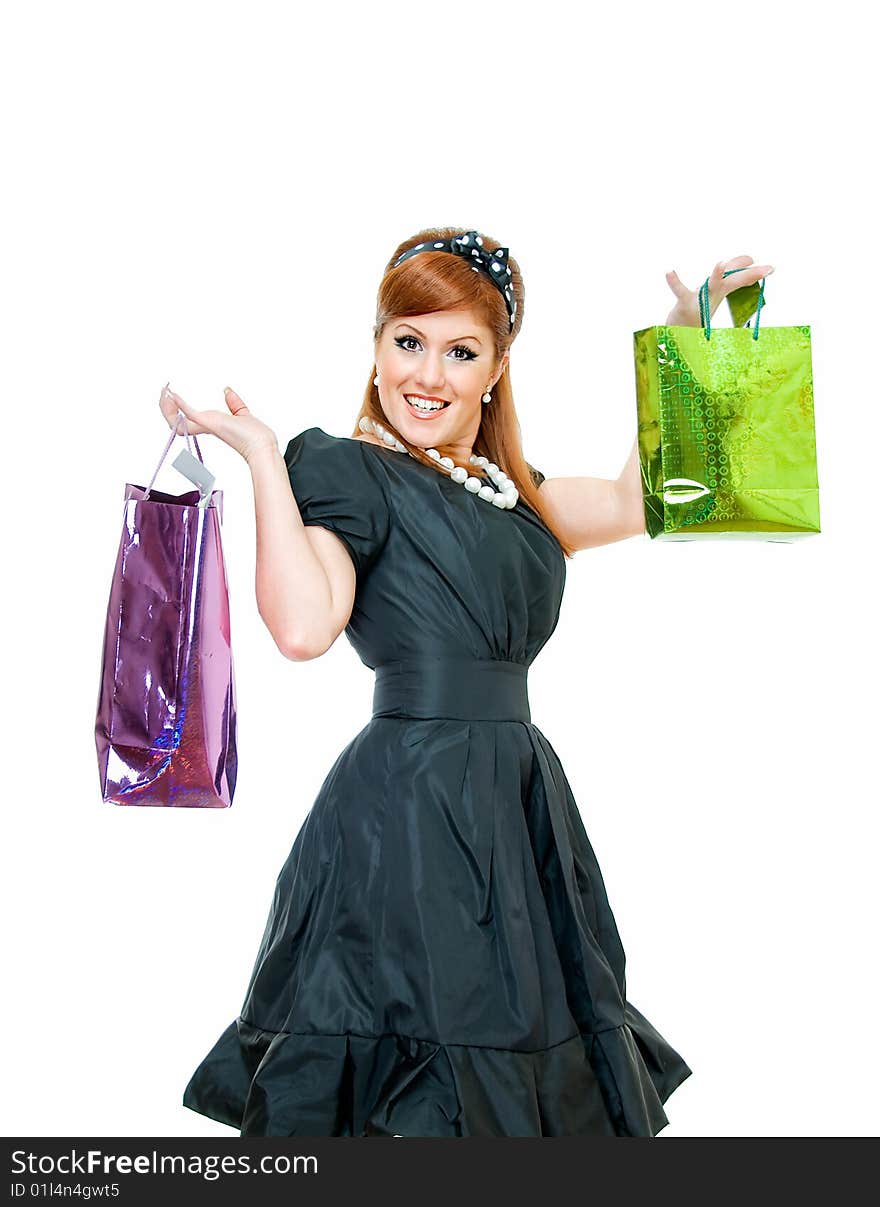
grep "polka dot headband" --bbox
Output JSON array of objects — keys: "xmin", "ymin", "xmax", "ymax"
[{"xmin": 392, "ymin": 230, "xmax": 517, "ymax": 331}]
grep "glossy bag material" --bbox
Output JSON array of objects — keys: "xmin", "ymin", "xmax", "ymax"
[
  {"xmin": 95, "ymin": 414, "xmax": 238, "ymax": 807},
  {"xmin": 633, "ymin": 269, "xmax": 821, "ymax": 541}
]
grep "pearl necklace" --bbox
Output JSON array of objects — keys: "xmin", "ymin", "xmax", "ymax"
[{"xmin": 358, "ymin": 416, "xmax": 519, "ymax": 510}]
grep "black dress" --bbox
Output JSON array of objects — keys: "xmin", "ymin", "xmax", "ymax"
[{"xmin": 182, "ymin": 426, "xmax": 692, "ymax": 1136}]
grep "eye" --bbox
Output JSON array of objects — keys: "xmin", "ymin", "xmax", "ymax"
[{"xmin": 394, "ymin": 335, "xmax": 477, "ymax": 362}]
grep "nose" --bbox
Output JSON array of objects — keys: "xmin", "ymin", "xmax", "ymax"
[{"xmin": 415, "ymin": 351, "xmax": 446, "ymax": 392}]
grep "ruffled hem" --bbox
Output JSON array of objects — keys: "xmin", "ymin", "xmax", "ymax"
[{"xmin": 182, "ymin": 1002, "xmax": 692, "ymax": 1137}]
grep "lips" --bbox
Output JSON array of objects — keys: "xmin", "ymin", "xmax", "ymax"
[{"xmin": 404, "ymin": 394, "xmax": 451, "ymax": 418}]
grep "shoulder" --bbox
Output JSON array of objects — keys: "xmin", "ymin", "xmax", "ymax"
[
  {"xmin": 284, "ymin": 426, "xmax": 370, "ymax": 474},
  {"xmin": 283, "ymin": 426, "xmax": 385, "ymax": 460},
  {"xmin": 283, "ymin": 427, "xmax": 390, "ymax": 502},
  {"xmin": 284, "ymin": 425, "xmax": 358, "ymax": 458},
  {"xmin": 283, "ymin": 427, "xmax": 392, "ymax": 578}
]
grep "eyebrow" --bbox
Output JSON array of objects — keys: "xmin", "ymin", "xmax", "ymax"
[{"xmin": 396, "ymin": 322, "xmax": 482, "ymax": 346}]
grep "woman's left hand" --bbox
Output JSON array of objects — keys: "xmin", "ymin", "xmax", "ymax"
[{"xmin": 664, "ymin": 255, "xmax": 774, "ymax": 327}]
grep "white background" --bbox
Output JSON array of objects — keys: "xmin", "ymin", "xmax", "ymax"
[{"xmin": 2, "ymin": 0, "xmax": 876, "ymax": 1138}]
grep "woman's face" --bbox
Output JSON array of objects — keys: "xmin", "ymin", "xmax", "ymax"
[{"xmin": 374, "ymin": 308, "xmax": 508, "ymax": 452}]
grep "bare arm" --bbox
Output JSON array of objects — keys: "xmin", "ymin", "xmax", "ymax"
[
  {"xmin": 538, "ymin": 437, "xmax": 645, "ymax": 554},
  {"xmin": 249, "ymin": 444, "xmax": 356, "ymax": 660},
  {"xmin": 614, "ymin": 433, "xmax": 648, "ymax": 539}
]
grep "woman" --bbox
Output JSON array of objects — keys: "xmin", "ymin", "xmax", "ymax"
[{"xmin": 167, "ymin": 227, "xmax": 772, "ymax": 1137}]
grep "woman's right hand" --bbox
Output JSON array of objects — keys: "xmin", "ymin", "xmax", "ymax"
[{"xmin": 159, "ymin": 383, "xmax": 280, "ymax": 465}]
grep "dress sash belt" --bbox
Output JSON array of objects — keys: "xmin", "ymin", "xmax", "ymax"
[{"xmin": 372, "ymin": 656, "xmax": 531, "ymax": 723}]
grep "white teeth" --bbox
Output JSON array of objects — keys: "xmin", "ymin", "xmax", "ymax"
[{"xmin": 405, "ymin": 395, "xmax": 448, "ymax": 411}]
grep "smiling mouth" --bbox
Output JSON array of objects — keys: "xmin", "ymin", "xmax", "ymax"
[{"xmin": 404, "ymin": 395, "xmax": 452, "ymax": 416}]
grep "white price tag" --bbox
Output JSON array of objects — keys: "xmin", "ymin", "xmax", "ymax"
[{"xmin": 172, "ymin": 446, "xmax": 216, "ymax": 507}]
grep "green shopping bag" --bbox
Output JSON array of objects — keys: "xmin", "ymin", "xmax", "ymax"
[{"xmin": 633, "ymin": 269, "xmax": 821, "ymax": 541}]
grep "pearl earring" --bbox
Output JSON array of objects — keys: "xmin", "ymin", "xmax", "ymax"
[{"xmin": 374, "ymin": 374, "xmax": 379, "ymax": 386}]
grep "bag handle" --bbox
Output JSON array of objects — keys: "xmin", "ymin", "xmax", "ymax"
[
  {"xmin": 143, "ymin": 387, "xmax": 205, "ymax": 501},
  {"xmin": 698, "ymin": 266, "xmax": 767, "ymax": 342}
]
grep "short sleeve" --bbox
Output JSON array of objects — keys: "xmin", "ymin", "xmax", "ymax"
[
  {"xmin": 526, "ymin": 461, "xmax": 546, "ymax": 488},
  {"xmin": 283, "ymin": 427, "xmax": 391, "ymax": 578}
]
